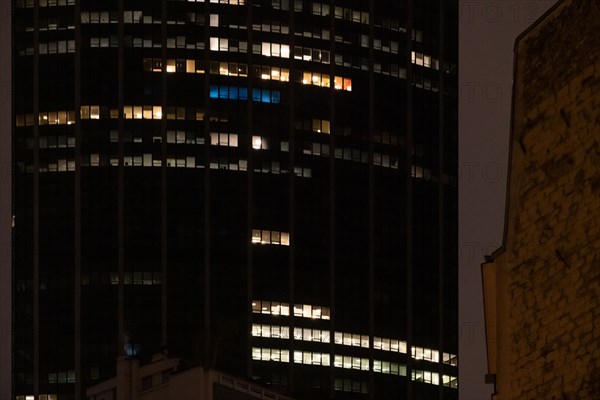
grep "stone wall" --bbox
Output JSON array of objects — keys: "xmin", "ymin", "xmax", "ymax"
[{"xmin": 487, "ymin": 0, "xmax": 600, "ymax": 399}]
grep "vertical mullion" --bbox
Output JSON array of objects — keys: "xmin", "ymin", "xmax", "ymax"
[
  {"xmin": 245, "ymin": 0, "xmax": 254, "ymax": 380},
  {"xmin": 0, "ymin": 0, "xmax": 12, "ymax": 395},
  {"xmin": 287, "ymin": 0, "xmax": 296, "ymax": 392},
  {"xmin": 203, "ymin": 0, "xmax": 211, "ymax": 370},
  {"xmin": 117, "ymin": 0, "xmax": 125, "ymax": 358},
  {"xmin": 437, "ymin": 1, "xmax": 446, "ymax": 398},
  {"xmin": 328, "ymin": 0, "xmax": 336, "ymax": 396},
  {"xmin": 32, "ymin": 0, "xmax": 40, "ymax": 398},
  {"xmin": 405, "ymin": 0, "xmax": 414, "ymax": 397},
  {"xmin": 73, "ymin": 0, "xmax": 82, "ymax": 398},
  {"xmin": 161, "ymin": 0, "xmax": 168, "ymax": 351},
  {"xmin": 368, "ymin": 0, "xmax": 376, "ymax": 397}
]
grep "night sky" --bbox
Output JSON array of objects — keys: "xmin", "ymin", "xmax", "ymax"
[{"xmin": 459, "ymin": 1, "xmax": 557, "ymax": 398}]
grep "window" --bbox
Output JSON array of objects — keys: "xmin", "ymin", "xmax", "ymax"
[
  {"xmin": 293, "ymin": 46, "xmax": 329, "ymax": 64},
  {"xmin": 251, "ymin": 229, "xmax": 289, "ymax": 245},
  {"xmin": 311, "ymin": 119, "xmax": 330, "ymax": 134},
  {"xmin": 210, "ymin": 85, "xmax": 280, "ymax": 104},
  {"xmin": 210, "ymin": 132, "xmax": 238, "ymax": 147}
]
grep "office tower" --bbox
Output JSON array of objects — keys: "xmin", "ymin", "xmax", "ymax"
[
  {"xmin": 12, "ymin": 0, "xmax": 457, "ymax": 399},
  {"xmin": 483, "ymin": 0, "xmax": 600, "ymax": 398}
]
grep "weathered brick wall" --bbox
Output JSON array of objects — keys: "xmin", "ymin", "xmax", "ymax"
[{"xmin": 498, "ymin": 0, "xmax": 600, "ymax": 398}]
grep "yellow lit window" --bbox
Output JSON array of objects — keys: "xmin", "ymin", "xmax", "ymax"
[
  {"xmin": 166, "ymin": 59, "xmax": 176, "ymax": 73},
  {"xmin": 334, "ymin": 76, "xmax": 343, "ymax": 90},
  {"xmin": 261, "ymin": 65, "xmax": 270, "ymax": 80},
  {"xmin": 311, "ymin": 73, "xmax": 321, "ymax": 86},
  {"xmin": 280, "ymin": 68, "xmax": 289, "ymax": 81},
  {"xmin": 261, "ymin": 230, "xmax": 270, "ymax": 244},
  {"xmin": 153, "ymin": 106, "xmax": 162, "ymax": 119},
  {"xmin": 90, "ymin": 106, "xmax": 100, "ymax": 119},
  {"xmin": 302, "ymin": 72, "xmax": 311, "ymax": 84},
  {"xmin": 79, "ymin": 106, "xmax": 89, "ymax": 119},
  {"xmin": 47, "ymin": 111, "xmax": 57, "ymax": 125},
  {"xmin": 219, "ymin": 62, "xmax": 229, "ymax": 75},
  {"xmin": 252, "ymin": 230, "xmax": 261, "ymax": 243},
  {"xmin": 270, "ymin": 67, "xmax": 280, "ymax": 80},
  {"xmin": 142, "ymin": 106, "xmax": 152, "ymax": 119},
  {"xmin": 134, "ymin": 106, "xmax": 142, "ymax": 119},
  {"xmin": 252, "ymin": 136, "xmax": 268, "ymax": 150},
  {"xmin": 271, "ymin": 231, "xmax": 280, "ymax": 244},
  {"xmin": 123, "ymin": 106, "xmax": 133, "ymax": 119}
]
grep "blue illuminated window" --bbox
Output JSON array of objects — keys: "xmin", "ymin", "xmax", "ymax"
[
  {"xmin": 210, "ymin": 85, "xmax": 280, "ymax": 103},
  {"xmin": 252, "ymin": 88, "xmax": 261, "ymax": 102},
  {"xmin": 262, "ymin": 89, "xmax": 271, "ymax": 103},
  {"xmin": 210, "ymin": 85, "xmax": 218, "ymax": 98},
  {"xmin": 124, "ymin": 343, "xmax": 141, "ymax": 356},
  {"xmin": 219, "ymin": 85, "xmax": 228, "ymax": 99},
  {"xmin": 271, "ymin": 91, "xmax": 281, "ymax": 104}
]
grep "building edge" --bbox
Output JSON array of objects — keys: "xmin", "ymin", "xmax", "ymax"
[
  {"xmin": 482, "ymin": 0, "xmax": 569, "ymax": 394},
  {"xmin": 0, "ymin": 0, "xmax": 14, "ymax": 398},
  {"xmin": 482, "ymin": 1, "xmax": 598, "ymax": 398}
]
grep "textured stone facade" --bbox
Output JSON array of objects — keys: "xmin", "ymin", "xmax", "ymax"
[{"xmin": 482, "ymin": 1, "xmax": 600, "ymax": 399}]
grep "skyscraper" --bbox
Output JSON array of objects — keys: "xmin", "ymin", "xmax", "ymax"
[{"xmin": 12, "ymin": 0, "xmax": 457, "ymax": 399}]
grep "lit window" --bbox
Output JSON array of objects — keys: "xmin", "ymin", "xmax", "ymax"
[
  {"xmin": 219, "ymin": 62, "xmax": 229, "ymax": 75},
  {"xmin": 166, "ymin": 59, "xmax": 176, "ymax": 72},
  {"xmin": 123, "ymin": 106, "xmax": 132, "ymax": 119},
  {"xmin": 185, "ymin": 59, "xmax": 195, "ymax": 73},
  {"xmin": 210, "ymin": 37, "xmax": 218, "ymax": 51},
  {"xmin": 219, "ymin": 38, "xmax": 228, "ymax": 51},
  {"xmin": 90, "ymin": 106, "xmax": 100, "ymax": 119},
  {"xmin": 280, "ymin": 69, "xmax": 289, "ymax": 81}
]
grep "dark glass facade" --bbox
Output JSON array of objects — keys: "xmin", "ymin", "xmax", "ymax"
[{"xmin": 12, "ymin": 0, "xmax": 457, "ymax": 399}]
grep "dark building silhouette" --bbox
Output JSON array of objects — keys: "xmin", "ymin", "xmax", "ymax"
[
  {"xmin": 86, "ymin": 354, "xmax": 297, "ymax": 400},
  {"xmin": 12, "ymin": 0, "xmax": 458, "ymax": 399}
]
